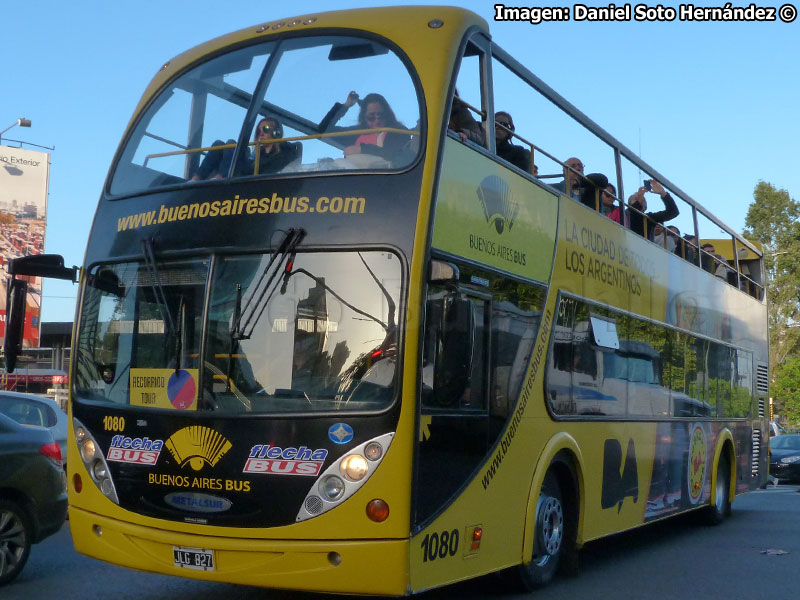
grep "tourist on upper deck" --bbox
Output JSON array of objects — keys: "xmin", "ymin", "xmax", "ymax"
[
  {"xmin": 494, "ymin": 111, "xmax": 531, "ymax": 173},
  {"xmin": 682, "ymin": 234, "xmax": 699, "ymax": 264},
  {"xmin": 319, "ymin": 91, "xmax": 410, "ymax": 164},
  {"xmin": 551, "ymin": 157, "xmax": 584, "ymax": 199},
  {"xmin": 700, "ymin": 242, "xmax": 716, "ymax": 273},
  {"xmin": 627, "ymin": 179, "xmax": 679, "ymax": 238},
  {"xmin": 448, "ymin": 93, "xmax": 484, "ymax": 145},
  {"xmin": 238, "ymin": 117, "xmax": 302, "ymax": 176},
  {"xmin": 601, "ymin": 184, "xmax": 622, "ymax": 224}
]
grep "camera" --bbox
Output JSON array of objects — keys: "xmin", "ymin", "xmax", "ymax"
[{"xmin": 643, "ymin": 179, "xmax": 652, "ymax": 192}]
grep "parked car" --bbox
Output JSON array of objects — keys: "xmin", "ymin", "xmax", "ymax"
[
  {"xmin": 0, "ymin": 391, "xmax": 68, "ymax": 468},
  {"xmin": 768, "ymin": 433, "xmax": 800, "ymax": 483},
  {"xmin": 0, "ymin": 411, "xmax": 67, "ymax": 585}
]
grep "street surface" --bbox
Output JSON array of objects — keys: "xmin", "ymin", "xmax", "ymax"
[{"xmin": 4, "ymin": 485, "xmax": 798, "ymax": 600}]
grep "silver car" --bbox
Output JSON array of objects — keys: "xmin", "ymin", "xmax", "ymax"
[{"xmin": 0, "ymin": 391, "xmax": 68, "ymax": 467}]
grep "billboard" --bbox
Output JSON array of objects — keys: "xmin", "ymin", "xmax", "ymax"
[{"xmin": 0, "ymin": 145, "xmax": 50, "ymax": 347}]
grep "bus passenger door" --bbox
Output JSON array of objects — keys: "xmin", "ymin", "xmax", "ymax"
[{"xmin": 413, "ymin": 288, "xmax": 490, "ymax": 527}]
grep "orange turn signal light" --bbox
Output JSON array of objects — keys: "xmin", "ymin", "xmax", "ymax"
[
  {"xmin": 471, "ymin": 526, "xmax": 483, "ymax": 551},
  {"xmin": 366, "ymin": 499, "xmax": 390, "ymax": 522},
  {"xmin": 73, "ymin": 473, "xmax": 83, "ymax": 493}
]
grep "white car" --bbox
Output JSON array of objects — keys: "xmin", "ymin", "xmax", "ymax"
[{"xmin": 0, "ymin": 391, "xmax": 68, "ymax": 467}]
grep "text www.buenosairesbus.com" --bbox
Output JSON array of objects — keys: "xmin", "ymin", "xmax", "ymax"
[{"xmin": 117, "ymin": 193, "xmax": 366, "ymax": 232}]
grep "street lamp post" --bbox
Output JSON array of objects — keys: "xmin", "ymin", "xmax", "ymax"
[{"xmin": 0, "ymin": 118, "xmax": 32, "ymax": 143}]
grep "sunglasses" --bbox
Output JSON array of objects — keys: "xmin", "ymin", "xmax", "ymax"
[
  {"xmin": 497, "ymin": 120, "xmax": 514, "ymax": 131},
  {"xmin": 365, "ymin": 112, "xmax": 385, "ymax": 122},
  {"xmin": 259, "ymin": 123, "xmax": 282, "ymax": 137}
]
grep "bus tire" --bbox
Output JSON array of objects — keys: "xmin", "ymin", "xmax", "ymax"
[
  {"xmin": 0, "ymin": 499, "xmax": 32, "ymax": 585},
  {"xmin": 705, "ymin": 454, "xmax": 731, "ymax": 525},
  {"xmin": 518, "ymin": 471, "xmax": 565, "ymax": 588}
]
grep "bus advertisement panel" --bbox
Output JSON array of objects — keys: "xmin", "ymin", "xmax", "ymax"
[{"xmin": 0, "ymin": 145, "xmax": 50, "ymax": 347}]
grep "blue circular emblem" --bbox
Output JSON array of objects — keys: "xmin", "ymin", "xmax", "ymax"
[{"xmin": 328, "ymin": 423, "xmax": 354, "ymax": 445}]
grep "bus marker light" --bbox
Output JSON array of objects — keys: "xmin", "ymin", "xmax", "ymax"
[
  {"xmin": 471, "ymin": 527, "xmax": 483, "ymax": 551},
  {"xmin": 340, "ymin": 455, "xmax": 368, "ymax": 481},
  {"xmin": 364, "ymin": 442, "xmax": 382, "ymax": 461},
  {"xmin": 73, "ymin": 473, "xmax": 83, "ymax": 493},
  {"xmin": 93, "ymin": 525, "xmax": 102, "ymax": 537},
  {"xmin": 327, "ymin": 551, "xmax": 342, "ymax": 566},
  {"xmin": 366, "ymin": 499, "xmax": 389, "ymax": 522}
]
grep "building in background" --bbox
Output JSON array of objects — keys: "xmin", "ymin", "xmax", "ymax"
[{"xmin": 0, "ymin": 145, "xmax": 50, "ymax": 347}]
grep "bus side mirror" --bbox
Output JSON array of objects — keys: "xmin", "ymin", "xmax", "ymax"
[
  {"xmin": 4, "ymin": 278, "xmax": 29, "ymax": 373},
  {"xmin": 433, "ymin": 296, "xmax": 474, "ymax": 406}
]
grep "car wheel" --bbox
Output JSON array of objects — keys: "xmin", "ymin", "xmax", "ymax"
[
  {"xmin": 518, "ymin": 471, "xmax": 565, "ymax": 588},
  {"xmin": 0, "ymin": 500, "xmax": 32, "ymax": 585},
  {"xmin": 705, "ymin": 455, "xmax": 731, "ymax": 525}
]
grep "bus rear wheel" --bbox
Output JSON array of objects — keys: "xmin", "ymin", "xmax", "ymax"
[
  {"xmin": 705, "ymin": 454, "xmax": 731, "ymax": 525},
  {"xmin": 519, "ymin": 471, "xmax": 564, "ymax": 588}
]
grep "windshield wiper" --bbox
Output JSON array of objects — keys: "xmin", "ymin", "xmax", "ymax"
[
  {"xmin": 141, "ymin": 238, "xmax": 175, "ymax": 335},
  {"xmin": 233, "ymin": 228, "xmax": 306, "ymax": 340}
]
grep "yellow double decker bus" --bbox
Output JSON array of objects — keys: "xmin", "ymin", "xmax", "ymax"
[{"xmin": 4, "ymin": 6, "xmax": 768, "ymax": 595}]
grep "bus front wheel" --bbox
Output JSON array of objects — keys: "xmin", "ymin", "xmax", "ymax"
[{"xmin": 519, "ymin": 471, "xmax": 564, "ymax": 588}]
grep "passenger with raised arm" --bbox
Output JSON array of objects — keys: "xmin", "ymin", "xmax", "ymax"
[
  {"xmin": 494, "ymin": 111, "xmax": 531, "ymax": 173},
  {"xmin": 319, "ymin": 91, "xmax": 410, "ymax": 166},
  {"xmin": 626, "ymin": 179, "xmax": 679, "ymax": 238}
]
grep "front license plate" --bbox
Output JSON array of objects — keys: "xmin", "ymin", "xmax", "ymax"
[{"xmin": 173, "ymin": 546, "xmax": 215, "ymax": 571}]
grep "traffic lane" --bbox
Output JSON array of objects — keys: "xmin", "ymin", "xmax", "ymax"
[{"xmin": 4, "ymin": 487, "xmax": 799, "ymax": 600}]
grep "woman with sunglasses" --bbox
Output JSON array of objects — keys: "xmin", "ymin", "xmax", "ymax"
[
  {"xmin": 494, "ymin": 111, "xmax": 532, "ymax": 173},
  {"xmin": 239, "ymin": 117, "xmax": 302, "ymax": 176},
  {"xmin": 318, "ymin": 91, "xmax": 410, "ymax": 166}
]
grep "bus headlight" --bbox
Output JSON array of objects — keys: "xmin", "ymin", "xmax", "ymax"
[
  {"xmin": 80, "ymin": 439, "xmax": 97, "ymax": 462},
  {"xmin": 319, "ymin": 475, "xmax": 345, "ymax": 501},
  {"xmin": 340, "ymin": 454, "xmax": 369, "ymax": 482},
  {"xmin": 73, "ymin": 418, "xmax": 119, "ymax": 505}
]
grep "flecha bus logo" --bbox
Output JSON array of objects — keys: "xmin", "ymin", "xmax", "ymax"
[
  {"xmin": 107, "ymin": 435, "xmax": 165, "ymax": 466},
  {"xmin": 243, "ymin": 444, "xmax": 329, "ymax": 476},
  {"xmin": 166, "ymin": 426, "xmax": 232, "ymax": 471}
]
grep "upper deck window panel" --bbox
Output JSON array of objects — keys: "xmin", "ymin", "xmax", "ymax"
[{"xmin": 109, "ymin": 35, "xmax": 421, "ymax": 197}]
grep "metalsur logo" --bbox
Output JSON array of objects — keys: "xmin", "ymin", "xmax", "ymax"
[{"xmin": 164, "ymin": 492, "xmax": 232, "ymax": 513}]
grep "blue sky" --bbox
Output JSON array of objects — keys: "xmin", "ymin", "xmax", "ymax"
[{"xmin": 2, "ymin": 1, "xmax": 797, "ymax": 322}]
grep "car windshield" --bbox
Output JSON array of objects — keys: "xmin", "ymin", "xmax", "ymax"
[
  {"xmin": 110, "ymin": 34, "xmax": 421, "ymax": 196},
  {"xmin": 770, "ymin": 435, "xmax": 800, "ymax": 451},
  {"xmin": 74, "ymin": 250, "xmax": 402, "ymax": 414}
]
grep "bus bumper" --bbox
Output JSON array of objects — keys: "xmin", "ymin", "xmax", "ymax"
[{"xmin": 69, "ymin": 506, "xmax": 410, "ymax": 596}]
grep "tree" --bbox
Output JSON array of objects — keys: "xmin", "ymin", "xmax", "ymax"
[{"xmin": 743, "ymin": 181, "xmax": 800, "ymax": 420}]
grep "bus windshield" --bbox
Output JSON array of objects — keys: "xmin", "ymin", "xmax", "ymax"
[
  {"xmin": 110, "ymin": 34, "xmax": 421, "ymax": 196},
  {"xmin": 74, "ymin": 250, "xmax": 402, "ymax": 413}
]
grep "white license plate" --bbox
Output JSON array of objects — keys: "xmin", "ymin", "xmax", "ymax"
[{"xmin": 173, "ymin": 546, "xmax": 215, "ymax": 571}]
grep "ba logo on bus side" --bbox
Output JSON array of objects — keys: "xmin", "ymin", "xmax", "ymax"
[
  {"xmin": 688, "ymin": 424, "xmax": 707, "ymax": 504},
  {"xmin": 601, "ymin": 438, "xmax": 638, "ymax": 512}
]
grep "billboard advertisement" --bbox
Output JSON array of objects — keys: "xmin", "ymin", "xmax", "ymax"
[{"xmin": 0, "ymin": 145, "xmax": 50, "ymax": 347}]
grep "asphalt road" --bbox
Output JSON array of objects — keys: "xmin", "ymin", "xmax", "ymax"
[{"xmin": 4, "ymin": 485, "xmax": 799, "ymax": 600}]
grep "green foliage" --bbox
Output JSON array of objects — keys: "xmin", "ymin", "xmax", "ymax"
[
  {"xmin": 772, "ymin": 356, "xmax": 800, "ymax": 426},
  {"xmin": 743, "ymin": 182, "xmax": 800, "ymax": 417}
]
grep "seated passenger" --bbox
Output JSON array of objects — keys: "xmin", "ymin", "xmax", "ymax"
[
  {"xmin": 651, "ymin": 223, "xmax": 677, "ymax": 253},
  {"xmin": 700, "ymin": 242, "xmax": 717, "ymax": 273},
  {"xmin": 551, "ymin": 157, "xmax": 584, "ymax": 199},
  {"xmin": 239, "ymin": 117, "xmax": 302, "ymax": 176},
  {"xmin": 627, "ymin": 179, "xmax": 679, "ymax": 238},
  {"xmin": 601, "ymin": 184, "xmax": 622, "ymax": 224},
  {"xmin": 192, "ymin": 139, "xmax": 236, "ymax": 180},
  {"xmin": 682, "ymin": 234, "xmax": 699, "ymax": 264},
  {"xmin": 319, "ymin": 91, "xmax": 410, "ymax": 165},
  {"xmin": 448, "ymin": 92, "xmax": 484, "ymax": 145},
  {"xmin": 494, "ymin": 111, "xmax": 531, "ymax": 172}
]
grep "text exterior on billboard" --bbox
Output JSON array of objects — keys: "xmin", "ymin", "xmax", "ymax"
[{"xmin": 0, "ymin": 146, "xmax": 50, "ymax": 347}]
